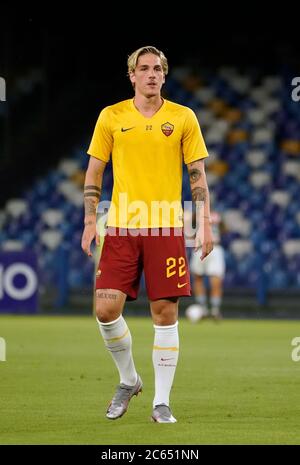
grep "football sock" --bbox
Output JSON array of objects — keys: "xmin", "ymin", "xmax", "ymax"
[
  {"xmin": 211, "ymin": 296, "xmax": 222, "ymax": 315},
  {"xmin": 152, "ymin": 321, "xmax": 179, "ymax": 407},
  {"xmin": 195, "ymin": 294, "xmax": 208, "ymax": 313},
  {"xmin": 97, "ymin": 315, "xmax": 138, "ymax": 386}
]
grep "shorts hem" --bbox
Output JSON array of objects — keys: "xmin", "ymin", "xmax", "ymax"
[
  {"xmin": 147, "ymin": 290, "xmax": 191, "ymax": 301},
  {"xmin": 192, "ymin": 271, "xmax": 225, "ymax": 278}
]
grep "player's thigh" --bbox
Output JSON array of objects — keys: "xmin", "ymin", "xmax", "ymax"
[
  {"xmin": 143, "ymin": 229, "xmax": 191, "ymax": 301},
  {"xmin": 95, "ymin": 288, "xmax": 127, "ymax": 322},
  {"xmin": 96, "ymin": 229, "xmax": 142, "ymax": 301}
]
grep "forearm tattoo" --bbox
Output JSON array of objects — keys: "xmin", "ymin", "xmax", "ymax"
[
  {"xmin": 84, "ymin": 185, "xmax": 101, "ymax": 199},
  {"xmin": 84, "ymin": 198, "xmax": 97, "ymax": 216},
  {"xmin": 84, "ymin": 185, "xmax": 101, "ymax": 216},
  {"xmin": 85, "ymin": 185, "xmax": 101, "ymax": 192},
  {"xmin": 188, "ymin": 168, "xmax": 201, "ymax": 184},
  {"xmin": 191, "ymin": 187, "xmax": 206, "ymax": 203},
  {"xmin": 84, "ymin": 192, "xmax": 100, "ymax": 198}
]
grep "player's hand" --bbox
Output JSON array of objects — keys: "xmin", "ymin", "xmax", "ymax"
[
  {"xmin": 81, "ymin": 221, "xmax": 97, "ymax": 257},
  {"xmin": 194, "ymin": 219, "xmax": 214, "ymax": 260}
]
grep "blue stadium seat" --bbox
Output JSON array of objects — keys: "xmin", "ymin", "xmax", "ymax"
[
  {"xmin": 268, "ymin": 269, "xmax": 289, "ymax": 289},
  {"xmin": 68, "ymin": 269, "xmax": 85, "ymax": 288},
  {"xmin": 20, "ymin": 230, "xmax": 36, "ymax": 248},
  {"xmin": 58, "ymin": 222, "xmax": 74, "ymax": 237},
  {"xmin": 259, "ymin": 239, "xmax": 278, "ymax": 257}
]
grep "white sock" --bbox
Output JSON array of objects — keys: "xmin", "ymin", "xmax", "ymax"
[
  {"xmin": 97, "ymin": 315, "xmax": 137, "ymax": 386},
  {"xmin": 152, "ymin": 322, "xmax": 179, "ymax": 408},
  {"xmin": 210, "ymin": 296, "xmax": 221, "ymax": 315},
  {"xmin": 195, "ymin": 295, "xmax": 208, "ymax": 314}
]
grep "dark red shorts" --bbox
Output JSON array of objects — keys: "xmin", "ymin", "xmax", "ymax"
[{"xmin": 95, "ymin": 228, "xmax": 191, "ymax": 301}]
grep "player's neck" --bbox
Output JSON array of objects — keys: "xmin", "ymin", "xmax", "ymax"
[{"xmin": 133, "ymin": 95, "xmax": 164, "ymax": 117}]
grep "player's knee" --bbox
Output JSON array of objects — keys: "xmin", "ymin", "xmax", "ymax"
[
  {"xmin": 95, "ymin": 297, "xmax": 121, "ymax": 323},
  {"xmin": 156, "ymin": 312, "xmax": 177, "ymax": 326},
  {"xmin": 95, "ymin": 306, "xmax": 120, "ymax": 323},
  {"xmin": 152, "ymin": 300, "xmax": 178, "ymax": 325}
]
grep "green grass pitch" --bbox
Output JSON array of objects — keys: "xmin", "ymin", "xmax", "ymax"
[{"xmin": 1, "ymin": 315, "xmax": 300, "ymax": 444}]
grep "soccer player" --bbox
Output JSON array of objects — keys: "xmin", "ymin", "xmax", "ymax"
[
  {"xmin": 190, "ymin": 209, "xmax": 225, "ymax": 320},
  {"xmin": 81, "ymin": 46, "xmax": 213, "ymax": 423}
]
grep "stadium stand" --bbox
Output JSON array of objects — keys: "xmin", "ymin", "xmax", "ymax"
[{"xmin": 1, "ymin": 64, "xmax": 300, "ymax": 314}]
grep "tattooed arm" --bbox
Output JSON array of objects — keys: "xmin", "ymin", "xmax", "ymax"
[
  {"xmin": 187, "ymin": 159, "xmax": 214, "ymax": 260},
  {"xmin": 81, "ymin": 156, "xmax": 106, "ymax": 257}
]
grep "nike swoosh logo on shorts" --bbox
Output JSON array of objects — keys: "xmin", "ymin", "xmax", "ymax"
[
  {"xmin": 121, "ymin": 127, "xmax": 135, "ymax": 132},
  {"xmin": 177, "ymin": 282, "xmax": 188, "ymax": 288}
]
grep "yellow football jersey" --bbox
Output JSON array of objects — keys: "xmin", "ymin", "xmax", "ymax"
[{"xmin": 87, "ymin": 99, "xmax": 208, "ymax": 228}]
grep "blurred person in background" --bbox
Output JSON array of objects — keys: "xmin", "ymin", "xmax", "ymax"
[
  {"xmin": 189, "ymin": 209, "xmax": 225, "ymax": 320},
  {"xmin": 81, "ymin": 45, "xmax": 213, "ymax": 423}
]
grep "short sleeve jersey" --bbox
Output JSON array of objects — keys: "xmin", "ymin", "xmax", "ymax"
[{"xmin": 88, "ymin": 99, "xmax": 208, "ymax": 228}]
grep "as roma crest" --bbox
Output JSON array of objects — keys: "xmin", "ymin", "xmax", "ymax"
[{"xmin": 161, "ymin": 122, "xmax": 174, "ymax": 137}]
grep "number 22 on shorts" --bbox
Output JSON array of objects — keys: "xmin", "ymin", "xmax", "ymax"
[{"xmin": 166, "ymin": 257, "xmax": 186, "ymax": 278}]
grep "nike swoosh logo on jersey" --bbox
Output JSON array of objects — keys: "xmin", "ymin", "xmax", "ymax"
[
  {"xmin": 177, "ymin": 282, "xmax": 188, "ymax": 288},
  {"xmin": 121, "ymin": 127, "xmax": 135, "ymax": 132}
]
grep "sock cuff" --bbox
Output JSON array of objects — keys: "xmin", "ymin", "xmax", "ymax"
[
  {"xmin": 96, "ymin": 314, "xmax": 123, "ymax": 327},
  {"xmin": 211, "ymin": 296, "xmax": 221, "ymax": 306},
  {"xmin": 153, "ymin": 321, "xmax": 178, "ymax": 330},
  {"xmin": 195, "ymin": 295, "xmax": 207, "ymax": 305}
]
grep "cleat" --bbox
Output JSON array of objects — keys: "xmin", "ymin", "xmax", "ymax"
[
  {"xmin": 211, "ymin": 309, "xmax": 222, "ymax": 321},
  {"xmin": 106, "ymin": 375, "xmax": 143, "ymax": 420},
  {"xmin": 151, "ymin": 404, "xmax": 177, "ymax": 423}
]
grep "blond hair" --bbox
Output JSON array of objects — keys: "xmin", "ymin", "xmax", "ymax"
[{"xmin": 127, "ymin": 46, "xmax": 168, "ymax": 76}]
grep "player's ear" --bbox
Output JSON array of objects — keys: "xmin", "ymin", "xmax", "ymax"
[{"xmin": 129, "ymin": 71, "xmax": 135, "ymax": 86}]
